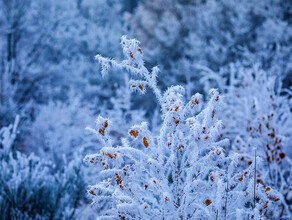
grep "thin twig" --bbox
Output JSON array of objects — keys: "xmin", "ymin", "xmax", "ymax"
[
  {"xmin": 254, "ymin": 149, "xmax": 257, "ymax": 209},
  {"xmin": 225, "ymin": 181, "xmax": 228, "ymax": 220},
  {"xmin": 189, "ymin": 208, "xmax": 197, "ymax": 219}
]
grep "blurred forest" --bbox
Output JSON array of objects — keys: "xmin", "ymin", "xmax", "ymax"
[{"xmin": 0, "ymin": 0, "xmax": 291, "ymax": 219}]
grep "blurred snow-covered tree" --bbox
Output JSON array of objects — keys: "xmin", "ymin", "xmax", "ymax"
[
  {"xmin": 126, "ymin": 0, "xmax": 291, "ymax": 95},
  {"xmin": 0, "ymin": 0, "xmax": 126, "ymax": 126},
  {"xmin": 23, "ymin": 94, "xmax": 96, "ymax": 169}
]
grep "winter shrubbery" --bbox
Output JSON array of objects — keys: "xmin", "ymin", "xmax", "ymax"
[
  {"xmin": 0, "ymin": 1, "xmax": 127, "ymax": 218},
  {"xmin": 1, "ymin": 0, "xmax": 291, "ymax": 219},
  {"xmin": 0, "ymin": 116, "xmax": 88, "ymax": 219},
  {"xmin": 201, "ymin": 62, "xmax": 292, "ymax": 214},
  {"xmin": 84, "ymin": 36, "xmax": 290, "ymax": 219},
  {"xmin": 23, "ymin": 98, "xmax": 96, "ymax": 168},
  {"xmin": 0, "ymin": 0, "xmax": 125, "ymax": 128}
]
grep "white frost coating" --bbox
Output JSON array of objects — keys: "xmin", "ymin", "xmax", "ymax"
[
  {"xmin": 0, "ymin": 115, "xmax": 20, "ymax": 153},
  {"xmin": 84, "ymin": 37, "xmax": 285, "ymax": 219}
]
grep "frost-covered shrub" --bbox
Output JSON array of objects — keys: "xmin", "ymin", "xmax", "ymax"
[
  {"xmin": 23, "ymin": 97, "xmax": 96, "ymax": 168},
  {"xmin": 102, "ymin": 74, "xmax": 146, "ymax": 145},
  {"xmin": 0, "ymin": 116, "xmax": 87, "ymax": 219},
  {"xmin": 201, "ymin": 62, "xmax": 292, "ymax": 216},
  {"xmin": 84, "ymin": 36, "xmax": 284, "ymax": 219},
  {"xmin": 0, "ymin": 115, "xmax": 20, "ymax": 153},
  {"xmin": 0, "ymin": 153, "xmax": 86, "ymax": 220}
]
